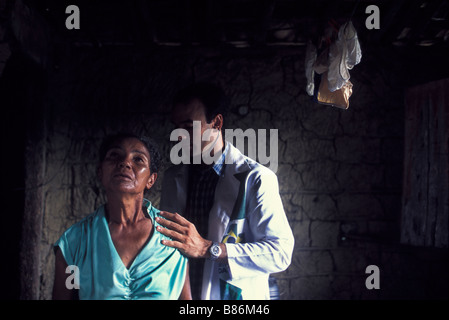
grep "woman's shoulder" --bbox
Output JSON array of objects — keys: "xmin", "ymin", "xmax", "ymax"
[
  {"xmin": 144, "ymin": 199, "xmax": 186, "ymax": 249},
  {"xmin": 143, "ymin": 199, "xmax": 160, "ymax": 219}
]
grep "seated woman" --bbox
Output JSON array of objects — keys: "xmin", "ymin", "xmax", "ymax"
[{"xmin": 52, "ymin": 133, "xmax": 190, "ymax": 300}]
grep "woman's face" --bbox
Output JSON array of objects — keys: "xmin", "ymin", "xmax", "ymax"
[{"xmin": 99, "ymin": 137, "xmax": 156, "ymax": 195}]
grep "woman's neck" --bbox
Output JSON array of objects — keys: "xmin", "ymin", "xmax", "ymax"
[{"xmin": 105, "ymin": 193, "xmax": 146, "ymax": 226}]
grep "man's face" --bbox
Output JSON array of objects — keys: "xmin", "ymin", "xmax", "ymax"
[{"xmin": 171, "ymin": 98, "xmax": 216, "ymax": 155}]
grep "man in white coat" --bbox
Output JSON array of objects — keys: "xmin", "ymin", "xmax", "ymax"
[{"xmin": 156, "ymin": 83, "xmax": 294, "ymax": 300}]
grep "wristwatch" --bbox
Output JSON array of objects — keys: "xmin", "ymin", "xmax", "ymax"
[{"xmin": 208, "ymin": 242, "xmax": 222, "ymax": 261}]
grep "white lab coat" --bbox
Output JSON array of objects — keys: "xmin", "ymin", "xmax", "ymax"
[{"xmin": 160, "ymin": 142, "xmax": 294, "ymax": 300}]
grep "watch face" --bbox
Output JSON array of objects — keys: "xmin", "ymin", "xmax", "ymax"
[
  {"xmin": 210, "ymin": 243, "xmax": 221, "ymax": 259},
  {"xmin": 212, "ymin": 245, "xmax": 220, "ymax": 255}
]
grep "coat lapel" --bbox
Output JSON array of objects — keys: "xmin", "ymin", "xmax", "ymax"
[{"xmin": 208, "ymin": 143, "xmax": 252, "ymax": 242}]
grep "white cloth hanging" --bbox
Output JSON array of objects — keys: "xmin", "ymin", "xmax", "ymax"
[
  {"xmin": 327, "ymin": 21, "xmax": 362, "ymax": 92},
  {"xmin": 305, "ymin": 41, "xmax": 317, "ymax": 96}
]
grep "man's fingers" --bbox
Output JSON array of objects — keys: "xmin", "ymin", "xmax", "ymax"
[
  {"xmin": 155, "ymin": 216, "xmax": 186, "ymax": 234},
  {"xmin": 159, "ymin": 211, "xmax": 189, "ymax": 225},
  {"xmin": 156, "ymin": 225, "xmax": 185, "ymax": 242},
  {"xmin": 156, "ymin": 211, "xmax": 205, "ymax": 259},
  {"xmin": 160, "ymin": 239, "xmax": 184, "ymax": 251}
]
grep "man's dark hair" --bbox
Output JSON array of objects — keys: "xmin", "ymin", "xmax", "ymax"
[
  {"xmin": 99, "ymin": 132, "xmax": 163, "ymax": 174},
  {"xmin": 173, "ymin": 82, "xmax": 230, "ymax": 123}
]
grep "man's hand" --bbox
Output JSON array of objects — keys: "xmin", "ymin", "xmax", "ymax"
[{"xmin": 155, "ymin": 211, "xmax": 212, "ymax": 259}]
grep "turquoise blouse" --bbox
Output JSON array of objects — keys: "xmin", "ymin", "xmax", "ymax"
[{"xmin": 54, "ymin": 199, "xmax": 187, "ymax": 300}]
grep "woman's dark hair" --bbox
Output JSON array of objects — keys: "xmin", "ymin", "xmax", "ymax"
[
  {"xmin": 173, "ymin": 82, "xmax": 230, "ymax": 123},
  {"xmin": 99, "ymin": 133, "xmax": 163, "ymax": 174}
]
